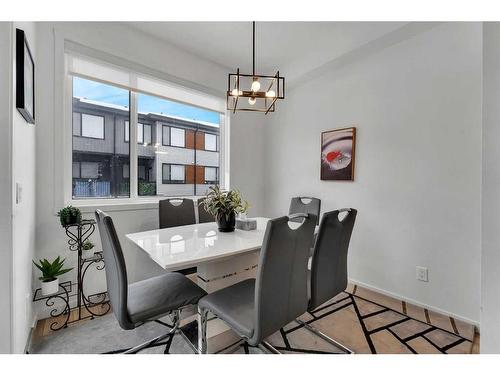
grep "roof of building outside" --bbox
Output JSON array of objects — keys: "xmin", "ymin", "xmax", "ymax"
[{"xmin": 75, "ymin": 97, "xmax": 220, "ymax": 128}]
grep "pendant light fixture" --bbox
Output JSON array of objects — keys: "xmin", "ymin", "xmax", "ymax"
[{"xmin": 227, "ymin": 22, "xmax": 285, "ymax": 114}]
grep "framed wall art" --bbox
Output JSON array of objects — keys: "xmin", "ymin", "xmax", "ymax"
[
  {"xmin": 16, "ymin": 28, "xmax": 35, "ymax": 124},
  {"xmin": 321, "ymin": 127, "xmax": 356, "ymax": 181}
]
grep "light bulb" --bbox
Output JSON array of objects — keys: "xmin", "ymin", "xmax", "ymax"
[
  {"xmin": 251, "ymin": 79, "xmax": 261, "ymax": 92},
  {"xmin": 248, "ymin": 97, "xmax": 256, "ymax": 105},
  {"xmin": 265, "ymin": 90, "xmax": 276, "ymax": 98},
  {"xmin": 231, "ymin": 88, "xmax": 241, "ymax": 96}
]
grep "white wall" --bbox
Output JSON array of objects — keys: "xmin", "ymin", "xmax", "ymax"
[
  {"xmin": 0, "ymin": 22, "xmax": 37, "ymax": 354},
  {"xmin": 229, "ymin": 112, "xmax": 266, "ymax": 216},
  {"xmin": 481, "ymin": 22, "xmax": 500, "ymax": 353},
  {"xmin": 34, "ymin": 23, "xmax": 265, "ymax": 319},
  {"xmin": 263, "ymin": 22, "xmax": 482, "ymax": 323},
  {"xmin": 0, "ymin": 21, "xmax": 13, "ymax": 354},
  {"xmin": 11, "ymin": 21, "xmax": 37, "ymax": 354}
]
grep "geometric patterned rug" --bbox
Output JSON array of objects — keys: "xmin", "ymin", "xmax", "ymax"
[
  {"xmin": 30, "ymin": 283, "xmax": 477, "ymax": 354},
  {"xmin": 219, "ymin": 284, "xmax": 476, "ymax": 354}
]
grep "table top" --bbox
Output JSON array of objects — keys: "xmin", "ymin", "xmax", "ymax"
[{"xmin": 126, "ymin": 217, "xmax": 270, "ymax": 270}]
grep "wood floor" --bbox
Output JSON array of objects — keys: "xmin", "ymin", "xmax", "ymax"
[{"xmin": 32, "ymin": 284, "xmax": 480, "ymax": 354}]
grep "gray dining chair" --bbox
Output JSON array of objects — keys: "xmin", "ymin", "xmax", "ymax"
[
  {"xmin": 197, "ymin": 213, "xmax": 317, "ymax": 354},
  {"xmin": 289, "ymin": 196, "xmax": 321, "ymax": 225},
  {"xmin": 159, "ymin": 198, "xmax": 196, "ymax": 228},
  {"xmin": 159, "ymin": 198, "xmax": 197, "ymax": 275},
  {"xmin": 95, "ymin": 209, "xmax": 207, "ymax": 354},
  {"xmin": 197, "ymin": 197, "xmax": 215, "ymax": 223},
  {"xmin": 297, "ymin": 208, "xmax": 357, "ymax": 354}
]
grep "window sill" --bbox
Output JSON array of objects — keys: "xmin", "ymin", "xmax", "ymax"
[{"xmin": 70, "ymin": 196, "xmax": 204, "ymax": 213}]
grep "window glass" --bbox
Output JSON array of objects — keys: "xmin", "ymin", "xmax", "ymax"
[
  {"xmin": 81, "ymin": 114, "xmax": 104, "ymax": 139},
  {"xmin": 162, "ymin": 125, "xmax": 169, "ymax": 145},
  {"xmin": 137, "ymin": 122, "xmax": 144, "ymax": 144},
  {"xmin": 80, "ymin": 162, "xmax": 99, "ymax": 179},
  {"xmin": 205, "ymin": 167, "xmax": 217, "ymax": 182},
  {"xmin": 73, "ymin": 112, "xmax": 81, "ymax": 136},
  {"xmin": 170, "ymin": 127, "xmax": 185, "ymax": 147},
  {"xmin": 72, "ymin": 162, "xmax": 80, "ymax": 178},
  {"xmin": 162, "ymin": 164, "xmax": 170, "ymax": 183},
  {"xmin": 125, "ymin": 121, "xmax": 129, "ymax": 142},
  {"xmin": 143, "ymin": 124, "xmax": 152, "ymax": 145},
  {"xmin": 123, "ymin": 164, "xmax": 130, "ymax": 179},
  {"xmin": 205, "ymin": 133, "xmax": 217, "ymax": 151},
  {"xmin": 72, "ymin": 76, "xmax": 130, "ymax": 198},
  {"xmin": 171, "ymin": 165, "xmax": 185, "ymax": 181}
]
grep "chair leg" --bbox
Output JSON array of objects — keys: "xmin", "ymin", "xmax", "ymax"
[
  {"xmin": 258, "ymin": 341, "xmax": 282, "ymax": 354},
  {"xmin": 123, "ymin": 310, "xmax": 180, "ymax": 354},
  {"xmin": 198, "ymin": 307, "xmax": 209, "ymax": 354},
  {"xmin": 295, "ymin": 318, "xmax": 354, "ymax": 354}
]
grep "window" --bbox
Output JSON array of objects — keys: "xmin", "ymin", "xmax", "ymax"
[
  {"xmin": 204, "ymin": 167, "xmax": 218, "ymax": 184},
  {"xmin": 81, "ymin": 114, "xmax": 104, "ymax": 139},
  {"xmin": 162, "ymin": 164, "xmax": 186, "ymax": 184},
  {"xmin": 138, "ymin": 92, "xmax": 220, "ymax": 197},
  {"xmin": 143, "ymin": 124, "xmax": 152, "ymax": 145},
  {"xmin": 125, "ymin": 122, "xmax": 151, "ymax": 145},
  {"xmin": 123, "ymin": 164, "xmax": 130, "ymax": 179},
  {"xmin": 72, "ymin": 77, "xmax": 130, "ymax": 198},
  {"xmin": 170, "ymin": 127, "xmax": 185, "ymax": 147},
  {"xmin": 72, "ymin": 162, "xmax": 80, "ymax": 178},
  {"xmin": 67, "ymin": 55, "xmax": 225, "ymax": 202},
  {"xmin": 162, "ymin": 125, "xmax": 169, "ymax": 145},
  {"xmin": 80, "ymin": 162, "xmax": 100, "ymax": 178},
  {"xmin": 205, "ymin": 133, "xmax": 217, "ymax": 151}
]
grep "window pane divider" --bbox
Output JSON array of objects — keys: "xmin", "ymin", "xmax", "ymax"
[{"xmin": 130, "ymin": 92, "xmax": 138, "ymax": 199}]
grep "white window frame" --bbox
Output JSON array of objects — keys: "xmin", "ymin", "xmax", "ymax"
[{"xmin": 59, "ymin": 50, "xmax": 229, "ymax": 212}]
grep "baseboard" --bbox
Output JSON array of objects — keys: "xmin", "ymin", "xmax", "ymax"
[{"xmin": 349, "ymin": 278, "xmax": 480, "ymax": 330}]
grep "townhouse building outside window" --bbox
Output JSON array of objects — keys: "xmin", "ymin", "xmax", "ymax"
[{"xmin": 71, "ymin": 76, "xmax": 222, "ymax": 199}]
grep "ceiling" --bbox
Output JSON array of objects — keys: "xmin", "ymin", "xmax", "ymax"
[{"xmin": 126, "ymin": 22, "xmax": 408, "ymax": 83}]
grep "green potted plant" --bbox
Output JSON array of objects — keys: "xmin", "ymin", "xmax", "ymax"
[
  {"xmin": 57, "ymin": 205, "xmax": 82, "ymax": 227},
  {"xmin": 81, "ymin": 240, "xmax": 95, "ymax": 259},
  {"xmin": 203, "ymin": 186, "xmax": 249, "ymax": 232},
  {"xmin": 33, "ymin": 256, "xmax": 73, "ymax": 296}
]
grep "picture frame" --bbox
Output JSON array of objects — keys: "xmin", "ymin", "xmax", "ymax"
[
  {"xmin": 320, "ymin": 127, "xmax": 356, "ymax": 181},
  {"xmin": 16, "ymin": 28, "xmax": 35, "ymax": 124}
]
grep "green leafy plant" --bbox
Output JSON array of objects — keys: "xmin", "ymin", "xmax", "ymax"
[
  {"xmin": 57, "ymin": 205, "xmax": 82, "ymax": 227},
  {"xmin": 32, "ymin": 256, "xmax": 73, "ymax": 282},
  {"xmin": 82, "ymin": 240, "xmax": 94, "ymax": 251},
  {"xmin": 203, "ymin": 185, "xmax": 249, "ymax": 220}
]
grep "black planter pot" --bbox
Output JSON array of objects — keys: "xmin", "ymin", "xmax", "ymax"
[{"xmin": 217, "ymin": 212, "xmax": 236, "ymax": 232}]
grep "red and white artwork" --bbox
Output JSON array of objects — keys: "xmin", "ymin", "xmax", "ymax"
[{"xmin": 321, "ymin": 127, "xmax": 356, "ymax": 181}]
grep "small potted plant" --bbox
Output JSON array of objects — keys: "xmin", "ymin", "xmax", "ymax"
[
  {"xmin": 203, "ymin": 186, "xmax": 249, "ymax": 232},
  {"xmin": 57, "ymin": 205, "xmax": 82, "ymax": 227},
  {"xmin": 33, "ymin": 256, "xmax": 73, "ymax": 296},
  {"xmin": 81, "ymin": 240, "xmax": 95, "ymax": 259}
]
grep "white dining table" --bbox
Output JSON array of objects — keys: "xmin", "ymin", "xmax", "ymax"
[
  {"xmin": 126, "ymin": 217, "xmax": 272, "ymax": 351},
  {"xmin": 126, "ymin": 217, "xmax": 270, "ymax": 274}
]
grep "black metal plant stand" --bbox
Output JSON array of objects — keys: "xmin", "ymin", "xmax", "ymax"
[
  {"xmin": 33, "ymin": 219, "xmax": 110, "ymax": 331},
  {"xmin": 65, "ymin": 219, "xmax": 110, "ymax": 321}
]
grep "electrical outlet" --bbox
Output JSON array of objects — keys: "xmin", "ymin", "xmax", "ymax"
[{"xmin": 416, "ymin": 266, "xmax": 428, "ymax": 282}]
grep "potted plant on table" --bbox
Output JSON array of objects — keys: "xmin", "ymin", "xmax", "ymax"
[
  {"xmin": 203, "ymin": 186, "xmax": 249, "ymax": 232},
  {"xmin": 81, "ymin": 240, "xmax": 95, "ymax": 259},
  {"xmin": 33, "ymin": 256, "xmax": 73, "ymax": 296},
  {"xmin": 57, "ymin": 205, "xmax": 82, "ymax": 227}
]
